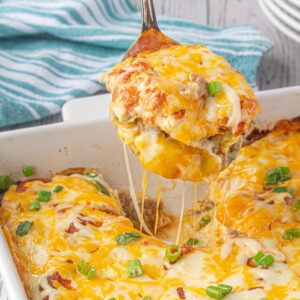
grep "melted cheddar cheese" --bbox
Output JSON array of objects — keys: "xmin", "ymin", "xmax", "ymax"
[
  {"xmin": 1, "ymin": 158, "xmax": 300, "ymax": 299},
  {"xmin": 100, "ymin": 44, "xmax": 260, "ymax": 181}
]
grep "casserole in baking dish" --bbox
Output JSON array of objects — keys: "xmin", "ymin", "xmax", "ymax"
[
  {"xmin": 0, "ymin": 86, "xmax": 299, "ymax": 300},
  {"xmin": 1, "ymin": 118, "xmax": 300, "ymax": 299}
]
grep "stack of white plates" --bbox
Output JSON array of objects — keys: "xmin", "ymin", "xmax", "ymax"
[{"xmin": 258, "ymin": 0, "xmax": 300, "ymax": 43}]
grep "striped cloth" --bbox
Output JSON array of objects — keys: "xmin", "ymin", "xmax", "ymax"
[{"xmin": 0, "ymin": 0, "xmax": 273, "ymax": 128}]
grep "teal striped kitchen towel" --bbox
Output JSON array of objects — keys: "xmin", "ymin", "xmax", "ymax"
[{"xmin": 0, "ymin": 0, "xmax": 273, "ymax": 128}]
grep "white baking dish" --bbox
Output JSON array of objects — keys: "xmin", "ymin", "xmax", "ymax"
[{"xmin": 1, "ymin": 85, "xmax": 300, "ymax": 300}]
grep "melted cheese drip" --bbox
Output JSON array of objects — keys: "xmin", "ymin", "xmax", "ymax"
[
  {"xmin": 123, "ymin": 142, "xmax": 152, "ymax": 236},
  {"xmin": 139, "ymin": 168, "xmax": 147, "ymax": 232},
  {"xmin": 222, "ymin": 160, "xmax": 237, "ymax": 228},
  {"xmin": 175, "ymin": 183, "xmax": 185, "ymax": 245},
  {"xmin": 193, "ymin": 183, "xmax": 198, "ymax": 231},
  {"xmin": 154, "ymin": 175, "xmax": 161, "ymax": 235}
]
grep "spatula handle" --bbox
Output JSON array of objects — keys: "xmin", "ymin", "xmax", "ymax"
[{"xmin": 141, "ymin": 0, "xmax": 159, "ymax": 32}]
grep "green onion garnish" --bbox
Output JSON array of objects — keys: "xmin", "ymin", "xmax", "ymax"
[
  {"xmin": 206, "ymin": 284, "xmax": 232, "ymax": 299},
  {"xmin": 208, "ymin": 81, "xmax": 222, "ymax": 96},
  {"xmin": 143, "ymin": 297, "xmax": 151, "ymax": 300},
  {"xmin": 278, "ymin": 167, "xmax": 291, "ymax": 181},
  {"xmin": 82, "ymin": 171, "xmax": 98, "ymax": 178},
  {"xmin": 265, "ymin": 167, "xmax": 291, "ymax": 185},
  {"xmin": 0, "ymin": 175, "xmax": 13, "ymax": 191},
  {"xmin": 53, "ymin": 185, "xmax": 63, "ymax": 193},
  {"xmin": 107, "ymin": 298, "xmax": 116, "ymax": 300},
  {"xmin": 116, "ymin": 232, "xmax": 141, "ymax": 245},
  {"xmin": 126, "ymin": 259, "xmax": 143, "ymax": 278},
  {"xmin": 259, "ymin": 254, "xmax": 274, "ymax": 268},
  {"xmin": 29, "ymin": 201, "xmax": 40, "ymax": 211},
  {"xmin": 185, "ymin": 238, "xmax": 200, "ymax": 247},
  {"xmin": 77, "ymin": 260, "xmax": 96, "ymax": 280},
  {"xmin": 273, "ymin": 186, "xmax": 288, "ymax": 193},
  {"xmin": 199, "ymin": 215, "xmax": 211, "ymax": 229},
  {"xmin": 272, "ymin": 186, "xmax": 296, "ymax": 195},
  {"xmin": 217, "ymin": 284, "xmax": 232, "ymax": 295},
  {"xmin": 22, "ymin": 166, "xmax": 34, "ymax": 177},
  {"xmin": 16, "ymin": 221, "xmax": 33, "ymax": 237},
  {"xmin": 91, "ymin": 180, "xmax": 110, "ymax": 197},
  {"xmin": 296, "ymin": 199, "xmax": 300, "ymax": 212},
  {"xmin": 252, "ymin": 251, "xmax": 274, "ymax": 268},
  {"xmin": 206, "ymin": 286, "xmax": 223, "ymax": 299},
  {"xmin": 265, "ymin": 169, "xmax": 279, "ymax": 185},
  {"xmin": 165, "ymin": 245, "xmax": 182, "ymax": 263},
  {"xmin": 251, "ymin": 251, "xmax": 265, "ymax": 266},
  {"xmin": 37, "ymin": 190, "xmax": 51, "ymax": 202},
  {"xmin": 283, "ymin": 228, "xmax": 299, "ymax": 240}
]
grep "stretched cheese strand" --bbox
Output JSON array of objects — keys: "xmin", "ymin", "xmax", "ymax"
[
  {"xmin": 193, "ymin": 183, "xmax": 198, "ymax": 231},
  {"xmin": 154, "ymin": 175, "xmax": 161, "ymax": 234},
  {"xmin": 175, "ymin": 183, "xmax": 185, "ymax": 245},
  {"xmin": 222, "ymin": 160, "xmax": 237, "ymax": 227},
  {"xmin": 139, "ymin": 168, "xmax": 147, "ymax": 232},
  {"xmin": 123, "ymin": 142, "xmax": 153, "ymax": 236}
]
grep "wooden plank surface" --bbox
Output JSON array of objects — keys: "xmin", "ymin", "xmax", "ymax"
[{"xmin": 0, "ymin": 0, "xmax": 299, "ymax": 298}]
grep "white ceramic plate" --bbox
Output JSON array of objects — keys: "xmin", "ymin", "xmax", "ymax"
[
  {"xmin": 0, "ymin": 85, "xmax": 300, "ymax": 300},
  {"xmin": 259, "ymin": 0, "xmax": 300, "ymax": 43}
]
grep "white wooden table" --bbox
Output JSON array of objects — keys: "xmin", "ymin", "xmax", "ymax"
[{"xmin": 0, "ymin": 0, "xmax": 299, "ymax": 298}]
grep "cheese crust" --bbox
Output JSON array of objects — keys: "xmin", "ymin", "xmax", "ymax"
[{"xmin": 100, "ymin": 44, "xmax": 260, "ymax": 181}]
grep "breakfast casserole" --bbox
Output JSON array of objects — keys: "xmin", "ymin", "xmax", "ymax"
[
  {"xmin": 1, "ymin": 118, "xmax": 300, "ymax": 299},
  {"xmin": 100, "ymin": 44, "xmax": 260, "ymax": 181}
]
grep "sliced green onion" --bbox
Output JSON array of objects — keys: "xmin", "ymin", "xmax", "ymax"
[
  {"xmin": 77, "ymin": 260, "xmax": 96, "ymax": 280},
  {"xmin": 259, "ymin": 254, "xmax": 274, "ymax": 268},
  {"xmin": 22, "ymin": 166, "xmax": 34, "ymax": 177},
  {"xmin": 29, "ymin": 201, "xmax": 40, "ymax": 211},
  {"xmin": 0, "ymin": 175, "xmax": 13, "ymax": 191},
  {"xmin": 283, "ymin": 228, "xmax": 299, "ymax": 240},
  {"xmin": 82, "ymin": 171, "xmax": 98, "ymax": 178},
  {"xmin": 272, "ymin": 186, "xmax": 296, "ymax": 195},
  {"xmin": 252, "ymin": 251, "xmax": 274, "ymax": 268},
  {"xmin": 199, "ymin": 215, "xmax": 211, "ymax": 229},
  {"xmin": 278, "ymin": 166, "xmax": 291, "ymax": 182},
  {"xmin": 126, "ymin": 259, "xmax": 143, "ymax": 278},
  {"xmin": 217, "ymin": 284, "xmax": 232, "ymax": 295},
  {"xmin": 185, "ymin": 238, "xmax": 200, "ymax": 247},
  {"xmin": 265, "ymin": 167, "xmax": 291, "ymax": 185},
  {"xmin": 16, "ymin": 221, "xmax": 33, "ymax": 237},
  {"xmin": 273, "ymin": 186, "xmax": 288, "ymax": 193},
  {"xmin": 208, "ymin": 81, "xmax": 222, "ymax": 96},
  {"xmin": 87, "ymin": 267, "xmax": 96, "ymax": 280},
  {"xmin": 296, "ymin": 199, "xmax": 300, "ymax": 212},
  {"xmin": 166, "ymin": 245, "xmax": 182, "ymax": 263},
  {"xmin": 206, "ymin": 284, "xmax": 232, "ymax": 299},
  {"xmin": 116, "ymin": 232, "xmax": 141, "ymax": 245},
  {"xmin": 107, "ymin": 298, "xmax": 116, "ymax": 300},
  {"xmin": 143, "ymin": 297, "xmax": 151, "ymax": 300},
  {"xmin": 37, "ymin": 190, "xmax": 51, "ymax": 202},
  {"xmin": 252, "ymin": 251, "xmax": 265, "ymax": 266},
  {"xmin": 206, "ymin": 286, "xmax": 223, "ymax": 299},
  {"xmin": 91, "ymin": 180, "xmax": 110, "ymax": 197},
  {"xmin": 265, "ymin": 169, "xmax": 279, "ymax": 185},
  {"xmin": 53, "ymin": 185, "xmax": 63, "ymax": 193}
]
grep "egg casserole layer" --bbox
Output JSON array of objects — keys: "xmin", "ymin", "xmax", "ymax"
[
  {"xmin": 1, "ymin": 116, "xmax": 300, "ymax": 300},
  {"xmin": 100, "ymin": 44, "xmax": 260, "ymax": 181}
]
